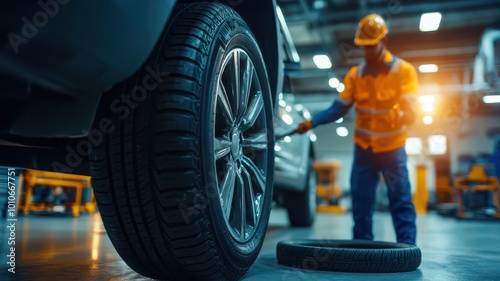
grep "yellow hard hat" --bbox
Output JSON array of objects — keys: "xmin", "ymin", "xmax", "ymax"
[{"xmin": 354, "ymin": 14, "xmax": 388, "ymax": 46}]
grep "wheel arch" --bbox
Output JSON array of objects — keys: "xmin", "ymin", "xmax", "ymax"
[
  {"xmin": 225, "ymin": 0, "xmax": 282, "ymax": 107},
  {"xmin": 309, "ymin": 139, "xmax": 316, "ymax": 160}
]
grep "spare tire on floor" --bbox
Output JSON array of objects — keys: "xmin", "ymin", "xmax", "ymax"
[{"xmin": 277, "ymin": 239, "xmax": 421, "ymax": 273}]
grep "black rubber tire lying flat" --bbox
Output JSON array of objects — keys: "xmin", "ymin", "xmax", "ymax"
[
  {"xmin": 277, "ymin": 240, "xmax": 421, "ymax": 273},
  {"xmin": 90, "ymin": 3, "xmax": 274, "ymax": 281}
]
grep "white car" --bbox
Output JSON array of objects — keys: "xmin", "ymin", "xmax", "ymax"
[
  {"xmin": 274, "ymin": 92, "xmax": 318, "ymax": 226},
  {"xmin": 273, "ymin": 9, "xmax": 318, "ymax": 227}
]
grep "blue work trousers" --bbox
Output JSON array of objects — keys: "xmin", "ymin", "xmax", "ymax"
[{"xmin": 350, "ymin": 144, "xmax": 417, "ymax": 245}]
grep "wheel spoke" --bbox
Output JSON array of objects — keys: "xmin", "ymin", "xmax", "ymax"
[
  {"xmin": 242, "ymin": 155, "xmax": 266, "ymax": 193},
  {"xmin": 237, "ymin": 57, "xmax": 254, "ymax": 120},
  {"xmin": 231, "ymin": 51, "xmax": 241, "ymax": 118},
  {"xmin": 217, "ymin": 80, "xmax": 234, "ymax": 124},
  {"xmin": 241, "ymin": 166, "xmax": 258, "ymax": 226},
  {"xmin": 236, "ymin": 170, "xmax": 246, "ymax": 240},
  {"xmin": 214, "ymin": 137, "xmax": 231, "ymax": 160},
  {"xmin": 241, "ymin": 132, "xmax": 268, "ymax": 150},
  {"xmin": 241, "ymin": 91, "xmax": 264, "ymax": 132},
  {"xmin": 220, "ymin": 163, "xmax": 236, "ymax": 219}
]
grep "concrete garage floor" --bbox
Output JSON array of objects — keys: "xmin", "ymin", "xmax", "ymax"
[{"xmin": 1, "ymin": 208, "xmax": 500, "ymax": 281}]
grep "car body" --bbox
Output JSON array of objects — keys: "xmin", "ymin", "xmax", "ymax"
[
  {"xmin": 275, "ymin": 93, "xmax": 316, "ymax": 191},
  {"xmin": 274, "ymin": 93, "xmax": 318, "ymax": 227},
  {"xmin": 273, "ymin": 8, "xmax": 318, "ymax": 227},
  {"xmin": 0, "ymin": 0, "xmax": 281, "ymax": 169}
]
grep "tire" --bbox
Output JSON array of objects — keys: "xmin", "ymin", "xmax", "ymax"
[
  {"xmin": 89, "ymin": 3, "xmax": 274, "ymax": 280},
  {"xmin": 284, "ymin": 156, "xmax": 317, "ymax": 226},
  {"xmin": 277, "ymin": 239, "xmax": 421, "ymax": 273}
]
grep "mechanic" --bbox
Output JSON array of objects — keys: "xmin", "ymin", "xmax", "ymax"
[{"xmin": 296, "ymin": 14, "xmax": 418, "ymax": 245}]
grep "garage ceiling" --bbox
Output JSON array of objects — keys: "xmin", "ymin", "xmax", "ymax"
[{"xmin": 277, "ymin": 0, "xmax": 500, "ymax": 101}]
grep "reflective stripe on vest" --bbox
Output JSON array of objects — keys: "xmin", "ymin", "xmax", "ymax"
[
  {"xmin": 357, "ymin": 62, "xmax": 366, "ymax": 78},
  {"xmin": 357, "ymin": 58, "xmax": 402, "ymax": 78},
  {"xmin": 390, "ymin": 59, "xmax": 402, "ymax": 73},
  {"xmin": 337, "ymin": 96, "xmax": 353, "ymax": 106},
  {"xmin": 355, "ymin": 126, "xmax": 407, "ymax": 138}
]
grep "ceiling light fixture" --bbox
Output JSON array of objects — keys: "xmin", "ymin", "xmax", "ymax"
[
  {"xmin": 329, "ymin": 77, "xmax": 340, "ymax": 88},
  {"xmin": 313, "ymin": 55, "xmax": 332, "ymax": 69},
  {"xmin": 423, "ymin": 115, "xmax": 433, "ymax": 125},
  {"xmin": 337, "ymin": 83, "xmax": 345, "ymax": 93},
  {"xmin": 419, "ymin": 64, "xmax": 438, "ymax": 73},
  {"xmin": 419, "ymin": 12, "xmax": 442, "ymax": 32},
  {"xmin": 483, "ymin": 95, "xmax": 500, "ymax": 104},
  {"xmin": 336, "ymin": 127, "xmax": 349, "ymax": 137}
]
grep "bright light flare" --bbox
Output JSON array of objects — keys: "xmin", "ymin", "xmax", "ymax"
[
  {"xmin": 423, "ymin": 115, "xmax": 433, "ymax": 125},
  {"xmin": 423, "ymin": 104, "xmax": 434, "ymax": 113},
  {"xmin": 418, "ymin": 95, "xmax": 435, "ymax": 104}
]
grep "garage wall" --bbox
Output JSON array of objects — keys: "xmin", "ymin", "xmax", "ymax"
[
  {"xmin": 448, "ymin": 115, "xmax": 499, "ymax": 175},
  {"xmin": 311, "ymin": 117, "xmax": 356, "ymax": 191},
  {"xmin": 296, "ymin": 94, "xmax": 351, "ymax": 190}
]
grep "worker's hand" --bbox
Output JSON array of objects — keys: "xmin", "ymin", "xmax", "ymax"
[
  {"xmin": 296, "ymin": 120, "xmax": 313, "ymax": 134},
  {"xmin": 389, "ymin": 104, "xmax": 404, "ymax": 129}
]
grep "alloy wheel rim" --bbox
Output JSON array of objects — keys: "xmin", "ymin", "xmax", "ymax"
[{"xmin": 214, "ymin": 48, "xmax": 268, "ymax": 243}]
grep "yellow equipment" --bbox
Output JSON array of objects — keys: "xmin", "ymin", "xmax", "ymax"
[
  {"xmin": 18, "ymin": 169, "xmax": 96, "ymax": 217},
  {"xmin": 454, "ymin": 164, "xmax": 499, "ymax": 218},
  {"xmin": 314, "ymin": 160, "xmax": 346, "ymax": 213},
  {"xmin": 412, "ymin": 164, "xmax": 429, "ymax": 215},
  {"xmin": 434, "ymin": 158, "xmax": 456, "ymax": 204}
]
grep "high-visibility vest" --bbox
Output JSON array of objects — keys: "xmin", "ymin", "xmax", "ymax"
[{"xmin": 339, "ymin": 51, "xmax": 418, "ymax": 153}]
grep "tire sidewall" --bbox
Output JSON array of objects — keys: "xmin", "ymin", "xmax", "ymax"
[
  {"xmin": 200, "ymin": 15, "xmax": 274, "ymax": 265},
  {"xmin": 277, "ymin": 239, "xmax": 421, "ymax": 273}
]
